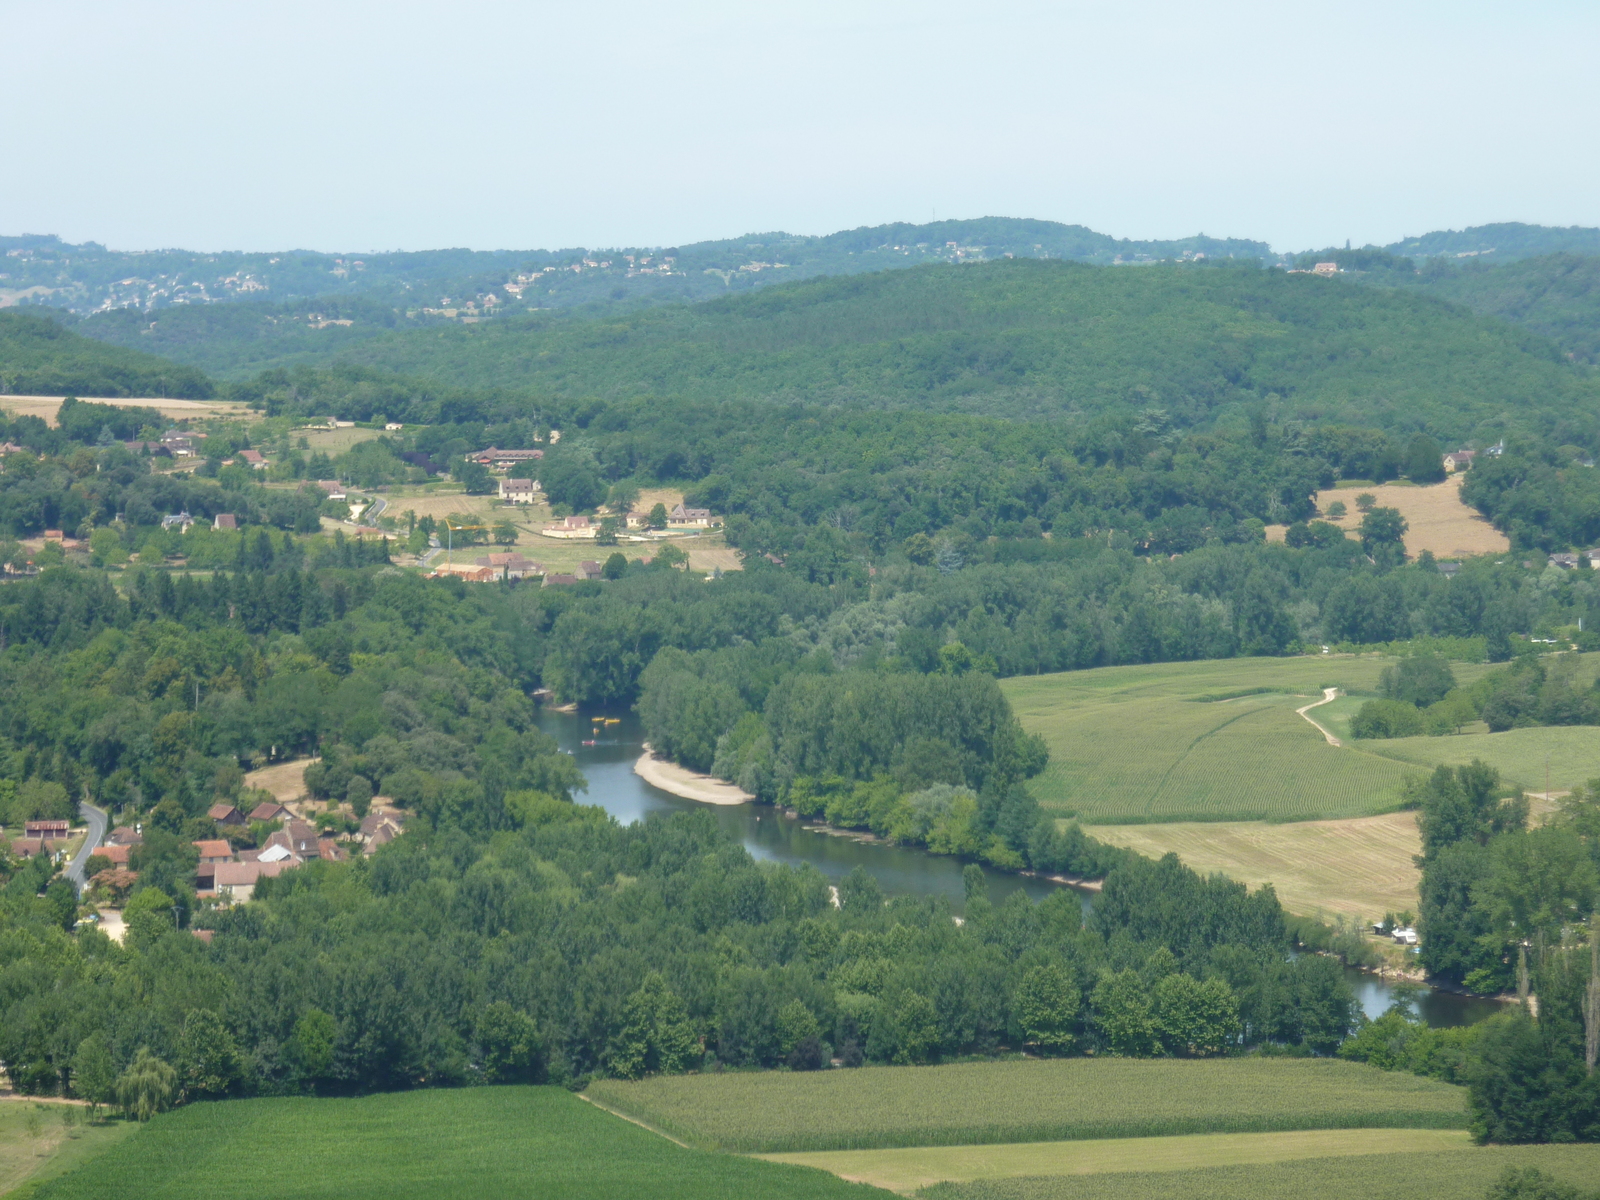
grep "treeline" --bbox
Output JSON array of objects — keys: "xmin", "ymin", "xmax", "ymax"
[
  {"xmin": 0, "ymin": 804, "xmax": 1360, "ymax": 1103},
  {"xmin": 1463, "ymin": 445, "xmax": 1600, "ymax": 551},
  {"xmin": 1351, "ymin": 651, "xmax": 1600, "ymax": 739}
]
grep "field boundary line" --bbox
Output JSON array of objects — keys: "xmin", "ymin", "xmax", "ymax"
[
  {"xmin": 1297, "ymin": 688, "xmax": 1342, "ymax": 746},
  {"xmin": 1143, "ymin": 695, "xmax": 1285, "ymax": 813},
  {"xmin": 576, "ymin": 1092, "xmax": 695, "ymax": 1149}
]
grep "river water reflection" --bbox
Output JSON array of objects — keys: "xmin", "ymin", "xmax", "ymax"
[{"xmin": 540, "ymin": 708, "xmax": 1506, "ymax": 1029}]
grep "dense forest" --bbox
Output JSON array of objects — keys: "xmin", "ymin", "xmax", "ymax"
[{"xmin": 0, "ymin": 312, "xmax": 214, "ymax": 399}]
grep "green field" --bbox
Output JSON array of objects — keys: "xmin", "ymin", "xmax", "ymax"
[
  {"xmin": 584, "ymin": 1059, "xmax": 1468, "ymax": 1154},
  {"xmin": 917, "ymin": 1145, "xmax": 1600, "ymax": 1200},
  {"xmin": 25, "ymin": 1088, "xmax": 889, "ymax": 1200},
  {"xmin": 999, "ymin": 656, "xmax": 1554, "ymax": 824},
  {"xmin": 1001, "ymin": 658, "xmax": 1415, "ymax": 823}
]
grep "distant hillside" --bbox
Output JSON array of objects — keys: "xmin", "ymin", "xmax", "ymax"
[
  {"xmin": 1409, "ymin": 253, "xmax": 1600, "ymax": 365},
  {"xmin": 1385, "ymin": 222, "xmax": 1600, "ymax": 262},
  {"xmin": 297, "ymin": 258, "xmax": 1599, "ymax": 444},
  {"xmin": 0, "ymin": 310, "xmax": 213, "ymax": 398},
  {"xmin": 4, "ymin": 218, "xmax": 1270, "ymax": 327}
]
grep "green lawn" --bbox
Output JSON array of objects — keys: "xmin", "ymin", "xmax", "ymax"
[
  {"xmin": 27, "ymin": 1088, "xmax": 891, "ymax": 1200},
  {"xmin": 1001, "ymin": 656, "xmax": 1519, "ymax": 824},
  {"xmin": 585, "ymin": 1059, "xmax": 1468, "ymax": 1154},
  {"xmin": 917, "ymin": 1145, "xmax": 1600, "ymax": 1200}
]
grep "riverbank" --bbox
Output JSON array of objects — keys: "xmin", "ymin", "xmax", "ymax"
[{"xmin": 633, "ymin": 746, "xmax": 753, "ymax": 805}]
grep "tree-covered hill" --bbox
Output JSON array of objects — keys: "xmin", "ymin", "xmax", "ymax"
[
  {"xmin": 272, "ymin": 258, "xmax": 1600, "ymax": 445},
  {"xmin": 0, "ymin": 310, "xmax": 214, "ymax": 398},
  {"xmin": 1409, "ymin": 253, "xmax": 1600, "ymax": 365},
  {"xmin": 1384, "ymin": 222, "xmax": 1600, "ymax": 262}
]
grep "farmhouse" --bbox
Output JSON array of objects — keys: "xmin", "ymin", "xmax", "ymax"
[
  {"xmin": 499, "ymin": 477, "xmax": 539, "ymax": 503},
  {"xmin": 542, "ymin": 514, "xmax": 596, "ymax": 539},
  {"xmin": 213, "ymin": 513, "xmax": 238, "ymax": 530},
  {"xmin": 1443, "ymin": 450, "xmax": 1476, "ymax": 472},
  {"xmin": 668, "ymin": 503, "xmax": 716, "ymax": 528},
  {"xmin": 475, "ymin": 552, "xmax": 540, "ymax": 579}
]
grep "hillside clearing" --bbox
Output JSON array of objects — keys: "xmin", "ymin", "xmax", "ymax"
[
  {"xmin": 28, "ymin": 1088, "xmax": 883, "ymax": 1200},
  {"xmin": 0, "ymin": 394, "xmax": 251, "ymax": 425},
  {"xmin": 585, "ymin": 1059, "xmax": 1467, "ymax": 1154},
  {"xmin": 242, "ymin": 758, "xmax": 312, "ymax": 805},
  {"xmin": 759, "ymin": 1128, "xmax": 1469, "ymax": 1194},
  {"xmin": 1319, "ymin": 476, "xmax": 1510, "ymax": 559},
  {"xmin": 918, "ymin": 1145, "xmax": 1600, "ymax": 1200},
  {"xmin": 1083, "ymin": 810, "xmax": 1423, "ymax": 921}
]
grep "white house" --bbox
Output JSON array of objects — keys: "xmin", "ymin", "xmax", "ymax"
[{"xmin": 500, "ymin": 478, "xmax": 539, "ymax": 503}]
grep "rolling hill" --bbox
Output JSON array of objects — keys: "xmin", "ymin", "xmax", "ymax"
[
  {"xmin": 0, "ymin": 310, "xmax": 213, "ymax": 398},
  {"xmin": 261, "ymin": 257, "xmax": 1600, "ymax": 443}
]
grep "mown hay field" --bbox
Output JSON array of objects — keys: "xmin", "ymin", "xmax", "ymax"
[
  {"xmin": 1360, "ymin": 724, "xmax": 1600, "ymax": 796},
  {"xmin": 0, "ymin": 1101, "xmax": 139, "ymax": 1197},
  {"xmin": 29, "ymin": 1088, "xmax": 884, "ymax": 1200},
  {"xmin": 1082, "ymin": 810, "xmax": 1423, "ymax": 921},
  {"xmin": 918, "ymin": 1145, "xmax": 1600, "ymax": 1200},
  {"xmin": 584, "ymin": 1059, "xmax": 1468, "ymax": 1154},
  {"xmin": 761, "ymin": 1128, "xmax": 1467, "ymax": 1193}
]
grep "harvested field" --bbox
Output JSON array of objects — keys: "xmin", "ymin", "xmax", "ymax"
[
  {"xmin": 0, "ymin": 394, "xmax": 252, "ymax": 425},
  {"xmin": 761, "ymin": 1128, "xmax": 1468, "ymax": 1194},
  {"xmin": 585, "ymin": 1059, "xmax": 1467, "ymax": 1154},
  {"xmin": 920, "ymin": 1145, "xmax": 1600, "ymax": 1200},
  {"xmin": 1277, "ymin": 476, "xmax": 1509, "ymax": 559},
  {"xmin": 243, "ymin": 759, "xmax": 312, "ymax": 805},
  {"xmin": 1083, "ymin": 811, "xmax": 1422, "ymax": 921}
]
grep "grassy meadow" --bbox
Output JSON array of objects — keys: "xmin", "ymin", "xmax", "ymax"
[
  {"xmin": 584, "ymin": 1059, "xmax": 1468, "ymax": 1154},
  {"xmin": 917, "ymin": 1145, "xmax": 1600, "ymax": 1200},
  {"xmin": 760, "ymin": 1129, "xmax": 1470, "ymax": 1193},
  {"xmin": 25, "ymin": 1088, "xmax": 888, "ymax": 1200},
  {"xmin": 0, "ymin": 1102, "xmax": 138, "ymax": 1197}
]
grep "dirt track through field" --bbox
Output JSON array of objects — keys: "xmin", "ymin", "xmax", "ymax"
[{"xmin": 1297, "ymin": 688, "xmax": 1341, "ymax": 746}]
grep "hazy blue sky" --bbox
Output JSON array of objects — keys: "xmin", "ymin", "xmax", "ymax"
[{"xmin": 3, "ymin": 0, "xmax": 1595, "ymax": 253}]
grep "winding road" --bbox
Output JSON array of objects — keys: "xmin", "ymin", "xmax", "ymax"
[
  {"xmin": 1296, "ymin": 687, "xmax": 1343, "ymax": 747},
  {"xmin": 65, "ymin": 801, "xmax": 109, "ymax": 893}
]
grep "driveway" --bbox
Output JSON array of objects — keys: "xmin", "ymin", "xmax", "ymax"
[{"xmin": 65, "ymin": 801, "xmax": 109, "ymax": 892}]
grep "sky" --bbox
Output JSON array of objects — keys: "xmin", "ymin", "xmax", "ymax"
[{"xmin": 3, "ymin": 0, "xmax": 1597, "ymax": 254}]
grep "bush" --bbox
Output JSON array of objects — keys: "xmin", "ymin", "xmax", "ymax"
[{"xmin": 1351, "ymin": 698, "xmax": 1426, "ymax": 738}]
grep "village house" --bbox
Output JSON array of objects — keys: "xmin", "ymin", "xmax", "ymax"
[
  {"xmin": 97, "ymin": 844, "xmax": 132, "ymax": 866},
  {"xmin": 193, "ymin": 839, "xmax": 233, "ymax": 866},
  {"xmin": 108, "ymin": 825, "xmax": 143, "ymax": 846},
  {"xmin": 315, "ymin": 480, "xmax": 347, "ymax": 501},
  {"xmin": 542, "ymin": 514, "xmax": 596, "ymax": 539},
  {"xmin": 499, "ymin": 478, "xmax": 539, "ymax": 503},
  {"xmin": 1443, "ymin": 449, "xmax": 1477, "ymax": 472},
  {"xmin": 542, "ymin": 573, "xmax": 579, "ymax": 587},
  {"xmin": 123, "ymin": 441, "xmax": 171, "ymax": 458},
  {"xmin": 237, "ymin": 449, "xmax": 266, "ymax": 469},
  {"xmin": 9, "ymin": 838, "xmax": 59, "ymax": 859},
  {"xmin": 161, "ymin": 511, "xmax": 195, "ymax": 530},
  {"xmin": 667, "ymin": 503, "xmax": 716, "ymax": 528},
  {"xmin": 213, "ymin": 513, "xmax": 238, "ymax": 531},
  {"xmin": 160, "ymin": 430, "xmax": 202, "ymax": 456},
  {"xmin": 575, "ymin": 560, "xmax": 603, "ymax": 581},
  {"xmin": 214, "ymin": 860, "xmax": 294, "ymax": 903},
  {"xmin": 1550, "ymin": 553, "xmax": 1580, "ymax": 569},
  {"xmin": 208, "ymin": 803, "xmax": 246, "ymax": 827},
  {"xmin": 475, "ymin": 552, "xmax": 540, "ymax": 579},
  {"xmin": 429, "ymin": 563, "xmax": 498, "ymax": 582},
  {"xmin": 248, "ymin": 801, "xmax": 291, "ymax": 823}
]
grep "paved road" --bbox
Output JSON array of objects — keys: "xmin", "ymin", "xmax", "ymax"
[{"xmin": 66, "ymin": 801, "xmax": 109, "ymax": 892}]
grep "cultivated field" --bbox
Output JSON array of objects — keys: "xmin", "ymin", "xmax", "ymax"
[
  {"xmin": 29, "ymin": 1088, "xmax": 882, "ymax": 1200},
  {"xmin": 584, "ymin": 1059, "xmax": 1467, "ymax": 1154},
  {"xmin": 1002, "ymin": 658, "xmax": 1416, "ymax": 823},
  {"xmin": 919, "ymin": 1145, "xmax": 1600, "ymax": 1200},
  {"xmin": 1083, "ymin": 810, "xmax": 1423, "ymax": 921},
  {"xmin": 293, "ymin": 425, "xmax": 384, "ymax": 454},
  {"xmin": 761, "ymin": 1128, "xmax": 1468, "ymax": 1194},
  {"xmin": 1360, "ymin": 723, "xmax": 1600, "ymax": 795},
  {"xmin": 0, "ymin": 394, "xmax": 253, "ymax": 425}
]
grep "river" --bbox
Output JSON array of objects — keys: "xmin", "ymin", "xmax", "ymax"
[{"xmin": 539, "ymin": 708, "xmax": 1505, "ymax": 1029}]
